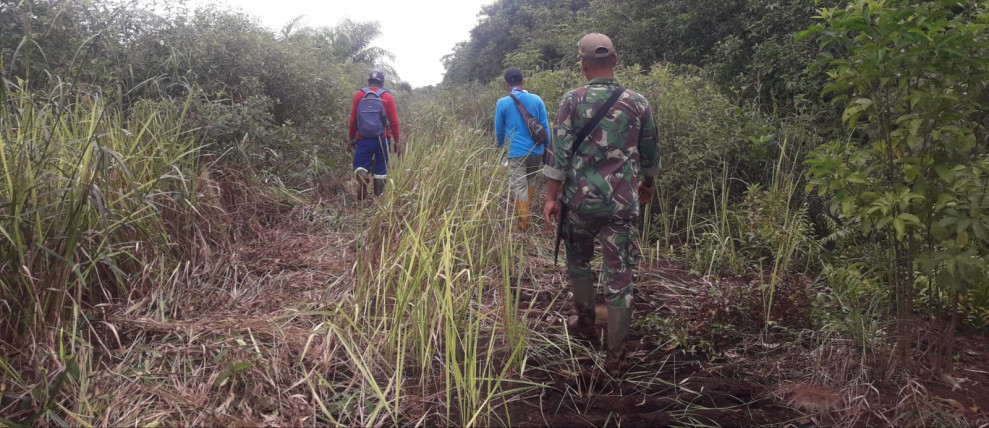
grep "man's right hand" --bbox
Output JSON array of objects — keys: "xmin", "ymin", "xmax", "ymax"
[
  {"xmin": 544, "ymin": 178, "xmax": 563, "ymax": 227},
  {"xmin": 638, "ymin": 181, "xmax": 654, "ymax": 206},
  {"xmin": 544, "ymin": 200, "xmax": 560, "ymax": 227},
  {"xmin": 348, "ymin": 139, "xmax": 356, "ymax": 153}
]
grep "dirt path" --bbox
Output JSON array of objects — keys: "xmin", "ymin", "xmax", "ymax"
[
  {"xmin": 501, "ymin": 227, "xmax": 805, "ymax": 426},
  {"xmin": 566, "ymin": 249, "xmax": 989, "ymax": 426},
  {"xmin": 201, "ymin": 184, "xmax": 809, "ymax": 426},
  {"xmin": 85, "ymin": 178, "xmax": 989, "ymax": 426},
  {"xmin": 485, "ymin": 215, "xmax": 989, "ymax": 426}
]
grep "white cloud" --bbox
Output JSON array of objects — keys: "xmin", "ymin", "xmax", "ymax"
[{"xmin": 212, "ymin": 0, "xmax": 492, "ymax": 87}]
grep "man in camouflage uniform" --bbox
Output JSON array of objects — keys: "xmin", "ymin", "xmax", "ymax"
[{"xmin": 542, "ymin": 33, "xmax": 661, "ymax": 375}]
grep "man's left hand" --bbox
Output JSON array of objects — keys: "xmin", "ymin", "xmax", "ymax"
[{"xmin": 393, "ymin": 140, "xmax": 404, "ymax": 156}]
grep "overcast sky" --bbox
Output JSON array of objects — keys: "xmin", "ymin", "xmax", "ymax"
[{"xmin": 208, "ymin": 0, "xmax": 493, "ymax": 87}]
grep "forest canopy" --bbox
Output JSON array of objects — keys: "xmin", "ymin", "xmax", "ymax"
[{"xmin": 441, "ymin": 0, "xmax": 842, "ymax": 111}]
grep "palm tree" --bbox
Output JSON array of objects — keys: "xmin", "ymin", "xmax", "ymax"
[
  {"xmin": 276, "ymin": 17, "xmax": 406, "ymax": 87},
  {"xmin": 330, "ymin": 19, "xmax": 394, "ymax": 65}
]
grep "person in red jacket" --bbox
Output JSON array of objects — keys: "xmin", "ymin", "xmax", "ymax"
[{"xmin": 348, "ymin": 68, "xmax": 403, "ymax": 199}]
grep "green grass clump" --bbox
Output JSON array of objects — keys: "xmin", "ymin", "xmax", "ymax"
[{"xmin": 304, "ymin": 120, "xmax": 532, "ymax": 426}]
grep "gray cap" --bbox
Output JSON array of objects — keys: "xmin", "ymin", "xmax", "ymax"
[{"xmin": 578, "ymin": 33, "xmax": 616, "ymax": 60}]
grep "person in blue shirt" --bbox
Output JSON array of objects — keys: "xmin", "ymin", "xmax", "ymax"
[{"xmin": 495, "ymin": 68, "xmax": 551, "ymax": 232}]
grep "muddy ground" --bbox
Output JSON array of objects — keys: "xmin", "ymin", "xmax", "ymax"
[
  {"xmin": 9, "ymin": 177, "xmax": 987, "ymax": 427},
  {"xmin": 236, "ymin": 184, "xmax": 989, "ymax": 426},
  {"xmin": 500, "ymin": 218, "xmax": 989, "ymax": 427}
]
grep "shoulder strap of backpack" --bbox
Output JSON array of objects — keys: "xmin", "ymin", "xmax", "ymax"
[
  {"xmin": 361, "ymin": 87, "xmax": 388, "ymax": 98},
  {"xmin": 569, "ymin": 86, "xmax": 624, "ymax": 154}
]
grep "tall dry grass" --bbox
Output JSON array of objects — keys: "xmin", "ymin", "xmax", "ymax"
[{"xmin": 0, "ymin": 86, "xmax": 201, "ymax": 424}]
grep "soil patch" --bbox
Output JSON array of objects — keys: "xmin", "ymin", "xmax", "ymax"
[
  {"xmin": 505, "ymin": 254, "xmax": 989, "ymax": 426},
  {"xmin": 505, "ymin": 259, "xmax": 803, "ymax": 426}
]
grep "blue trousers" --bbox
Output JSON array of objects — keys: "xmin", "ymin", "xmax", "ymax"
[{"xmin": 353, "ymin": 137, "xmax": 391, "ymax": 178}]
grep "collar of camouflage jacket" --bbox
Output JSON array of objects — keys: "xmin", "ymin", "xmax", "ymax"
[{"xmin": 587, "ymin": 77, "xmax": 620, "ymax": 86}]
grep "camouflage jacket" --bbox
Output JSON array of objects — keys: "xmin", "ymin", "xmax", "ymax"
[{"xmin": 542, "ymin": 77, "xmax": 661, "ymax": 219}]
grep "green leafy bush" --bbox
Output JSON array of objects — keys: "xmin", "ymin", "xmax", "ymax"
[
  {"xmin": 812, "ymin": 264, "xmax": 888, "ymax": 349},
  {"xmin": 801, "ymin": 0, "xmax": 989, "ymax": 364},
  {"xmin": 704, "ymin": 183, "xmax": 820, "ymax": 276}
]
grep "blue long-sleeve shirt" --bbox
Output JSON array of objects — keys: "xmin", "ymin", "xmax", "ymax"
[{"xmin": 495, "ymin": 87, "xmax": 550, "ymax": 158}]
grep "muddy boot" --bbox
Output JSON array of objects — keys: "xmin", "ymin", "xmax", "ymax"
[
  {"xmin": 566, "ymin": 278, "xmax": 596, "ymax": 341},
  {"xmin": 513, "ymin": 200, "xmax": 530, "ymax": 232},
  {"xmin": 355, "ymin": 168, "xmax": 370, "ymax": 201},
  {"xmin": 605, "ymin": 305, "xmax": 633, "ymax": 376},
  {"xmin": 373, "ymin": 178, "xmax": 386, "ymax": 197}
]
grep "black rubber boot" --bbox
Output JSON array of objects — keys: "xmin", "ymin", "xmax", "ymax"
[
  {"xmin": 566, "ymin": 278, "xmax": 596, "ymax": 341},
  {"xmin": 373, "ymin": 178, "xmax": 386, "ymax": 197},
  {"xmin": 605, "ymin": 305, "xmax": 633, "ymax": 376}
]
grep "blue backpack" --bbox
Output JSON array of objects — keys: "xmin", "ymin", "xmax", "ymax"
[{"xmin": 357, "ymin": 87, "xmax": 389, "ymax": 137}]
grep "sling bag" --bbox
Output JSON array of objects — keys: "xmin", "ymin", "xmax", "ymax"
[{"xmin": 508, "ymin": 93, "xmax": 549, "ymax": 145}]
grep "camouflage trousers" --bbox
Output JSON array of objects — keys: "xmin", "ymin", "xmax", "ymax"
[
  {"xmin": 563, "ymin": 209, "xmax": 639, "ymax": 308},
  {"xmin": 506, "ymin": 154, "xmax": 542, "ymax": 202}
]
